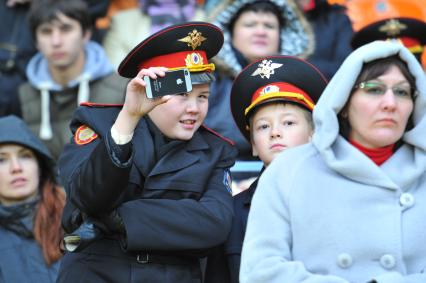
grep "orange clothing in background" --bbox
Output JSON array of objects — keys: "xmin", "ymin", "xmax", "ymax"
[
  {"xmin": 333, "ymin": 0, "xmax": 426, "ymax": 69},
  {"xmin": 96, "ymin": 0, "xmax": 139, "ymax": 30}
]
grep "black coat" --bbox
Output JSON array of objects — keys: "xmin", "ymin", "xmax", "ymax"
[
  {"xmin": 204, "ymin": 176, "xmax": 260, "ymax": 283},
  {"xmin": 57, "ymin": 105, "xmax": 237, "ymax": 283}
]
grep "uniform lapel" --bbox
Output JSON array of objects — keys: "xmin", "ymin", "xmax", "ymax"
[{"xmin": 149, "ymin": 131, "xmax": 209, "ymax": 176}]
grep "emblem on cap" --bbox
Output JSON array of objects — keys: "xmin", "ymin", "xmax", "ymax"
[
  {"xmin": 74, "ymin": 125, "xmax": 98, "ymax": 145},
  {"xmin": 185, "ymin": 52, "xmax": 204, "ymax": 67},
  {"xmin": 260, "ymin": 84, "xmax": 280, "ymax": 95},
  {"xmin": 251, "ymin": 60, "xmax": 283, "ymax": 79},
  {"xmin": 178, "ymin": 29, "xmax": 206, "ymax": 50},
  {"xmin": 379, "ymin": 19, "xmax": 407, "ymax": 37}
]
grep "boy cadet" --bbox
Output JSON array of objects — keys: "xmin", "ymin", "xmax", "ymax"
[
  {"xmin": 56, "ymin": 22, "xmax": 237, "ymax": 283},
  {"xmin": 222, "ymin": 55, "xmax": 328, "ymax": 282},
  {"xmin": 18, "ymin": 0, "xmax": 127, "ymax": 160}
]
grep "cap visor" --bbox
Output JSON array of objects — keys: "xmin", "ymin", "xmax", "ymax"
[{"xmin": 190, "ymin": 72, "xmax": 215, "ymax": 84}]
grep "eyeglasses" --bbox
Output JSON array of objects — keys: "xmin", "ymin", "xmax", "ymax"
[{"xmin": 354, "ymin": 81, "xmax": 416, "ymax": 98}]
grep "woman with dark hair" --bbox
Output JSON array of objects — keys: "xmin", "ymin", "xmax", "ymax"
[
  {"xmin": 240, "ymin": 40, "xmax": 426, "ymax": 282},
  {"xmin": 0, "ymin": 115, "xmax": 65, "ymax": 283}
]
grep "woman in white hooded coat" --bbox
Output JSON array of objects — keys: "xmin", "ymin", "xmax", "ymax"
[{"xmin": 240, "ymin": 40, "xmax": 426, "ymax": 283}]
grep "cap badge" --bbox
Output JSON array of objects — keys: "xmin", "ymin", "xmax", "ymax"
[
  {"xmin": 379, "ymin": 19, "xmax": 407, "ymax": 37},
  {"xmin": 260, "ymin": 84, "xmax": 280, "ymax": 95},
  {"xmin": 185, "ymin": 52, "xmax": 204, "ymax": 67},
  {"xmin": 178, "ymin": 29, "xmax": 206, "ymax": 50},
  {"xmin": 251, "ymin": 60, "xmax": 283, "ymax": 79},
  {"xmin": 74, "ymin": 125, "xmax": 98, "ymax": 145}
]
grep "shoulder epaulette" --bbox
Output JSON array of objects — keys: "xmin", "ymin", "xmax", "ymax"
[
  {"xmin": 201, "ymin": 125, "xmax": 235, "ymax": 145},
  {"xmin": 80, "ymin": 102, "xmax": 124, "ymax": 108}
]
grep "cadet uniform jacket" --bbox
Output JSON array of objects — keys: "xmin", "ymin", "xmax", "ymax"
[{"xmin": 57, "ymin": 105, "xmax": 237, "ymax": 283}]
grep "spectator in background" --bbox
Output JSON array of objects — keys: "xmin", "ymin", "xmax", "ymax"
[
  {"xmin": 241, "ymin": 40, "xmax": 426, "ymax": 283},
  {"xmin": 296, "ymin": 0, "xmax": 353, "ymax": 80},
  {"xmin": 204, "ymin": 0, "xmax": 314, "ymax": 191},
  {"xmin": 103, "ymin": 0, "xmax": 206, "ymax": 67},
  {"xmin": 0, "ymin": 0, "xmax": 36, "ymax": 117},
  {"xmin": 18, "ymin": 0, "xmax": 126, "ymax": 160},
  {"xmin": 0, "ymin": 0, "xmax": 110, "ymax": 118},
  {"xmin": 0, "ymin": 115, "xmax": 65, "ymax": 283}
]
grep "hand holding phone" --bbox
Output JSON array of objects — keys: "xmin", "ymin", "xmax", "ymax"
[{"xmin": 144, "ymin": 68, "xmax": 192, "ymax": 99}]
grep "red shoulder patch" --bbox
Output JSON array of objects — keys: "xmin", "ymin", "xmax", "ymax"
[
  {"xmin": 80, "ymin": 102, "xmax": 124, "ymax": 107},
  {"xmin": 201, "ymin": 125, "xmax": 235, "ymax": 145},
  {"xmin": 74, "ymin": 125, "xmax": 98, "ymax": 145}
]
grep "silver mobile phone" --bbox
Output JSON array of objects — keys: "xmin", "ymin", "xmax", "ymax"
[{"xmin": 144, "ymin": 68, "xmax": 192, "ymax": 99}]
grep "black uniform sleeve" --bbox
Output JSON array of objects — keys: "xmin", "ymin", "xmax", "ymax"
[
  {"xmin": 58, "ymin": 107, "xmax": 133, "ymax": 217},
  {"xmin": 59, "ymin": 126, "xmax": 133, "ymax": 216}
]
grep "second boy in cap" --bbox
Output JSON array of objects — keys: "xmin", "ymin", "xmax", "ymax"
[{"xmin": 224, "ymin": 55, "xmax": 327, "ymax": 282}]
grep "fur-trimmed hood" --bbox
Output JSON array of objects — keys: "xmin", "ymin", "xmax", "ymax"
[{"xmin": 208, "ymin": 0, "xmax": 315, "ymax": 77}]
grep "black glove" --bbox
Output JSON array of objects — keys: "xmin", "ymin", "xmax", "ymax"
[
  {"xmin": 63, "ymin": 210, "xmax": 126, "ymax": 253},
  {"xmin": 95, "ymin": 209, "xmax": 126, "ymax": 235}
]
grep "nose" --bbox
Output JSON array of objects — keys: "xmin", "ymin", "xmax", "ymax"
[
  {"xmin": 382, "ymin": 89, "xmax": 397, "ymax": 111},
  {"xmin": 186, "ymin": 98, "xmax": 200, "ymax": 114},
  {"xmin": 254, "ymin": 24, "xmax": 267, "ymax": 35},
  {"xmin": 50, "ymin": 29, "xmax": 63, "ymax": 46},
  {"xmin": 9, "ymin": 157, "xmax": 23, "ymax": 174},
  {"xmin": 270, "ymin": 125, "xmax": 282, "ymax": 138}
]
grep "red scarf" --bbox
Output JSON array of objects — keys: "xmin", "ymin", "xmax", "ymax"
[{"xmin": 349, "ymin": 140, "xmax": 395, "ymax": 166}]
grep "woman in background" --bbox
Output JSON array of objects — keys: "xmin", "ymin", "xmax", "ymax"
[{"xmin": 0, "ymin": 115, "xmax": 65, "ymax": 283}]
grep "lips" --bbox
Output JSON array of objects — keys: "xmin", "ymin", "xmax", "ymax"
[
  {"xmin": 270, "ymin": 144, "xmax": 286, "ymax": 151},
  {"xmin": 376, "ymin": 118, "xmax": 396, "ymax": 125},
  {"xmin": 180, "ymin": 119, "xmax": 196, "ymax": 125},
  {"xmin": 180, "ymin": 119, "xmax": 198, "ymax": 130},
  {"xmin": 252, "ymin": 40, "xmax": 268, "ymax": 46},
  {"xmin": 11, "ymin": 177, "xmax": 27, "ymax": 187},
  {"xmin": 51, "ymin": 52, "xmax": 66, "ymax": 60}
]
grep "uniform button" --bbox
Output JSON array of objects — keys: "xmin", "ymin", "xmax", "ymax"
[
  {"xmin": 380, "ymin": 254, "xmax": 396, "ymax": 269},
  {"xmin": 337, "ymin": 253, "xmax": 353, "ymax": 269},
  {"xmin": 400, "ymin": 193, "xmax": 415, "ymax": 208}
]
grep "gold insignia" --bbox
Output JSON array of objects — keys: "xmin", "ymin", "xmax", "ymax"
[
  {"xmin": 185, "ymin": 52, "xmax": 204, "ymax": 67},
  {"xmin": 379, "ymin": 19, "xmax": 407, "ymax": 37},
  {"xmin": 178, "ymin": 29, "xmax": 206, "ymax": 50},
  {"xmin": 74, "ymin": 125, "xmax": 98, "ymax": 145},
  {"xmin": 251, "ymin": 60, "xmax": 283, "ymax": 79}
]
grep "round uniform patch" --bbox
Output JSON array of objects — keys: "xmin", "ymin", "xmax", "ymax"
[{"xmin": 74, "ymin": 125, "xmax": 98, "ymax": 145}]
